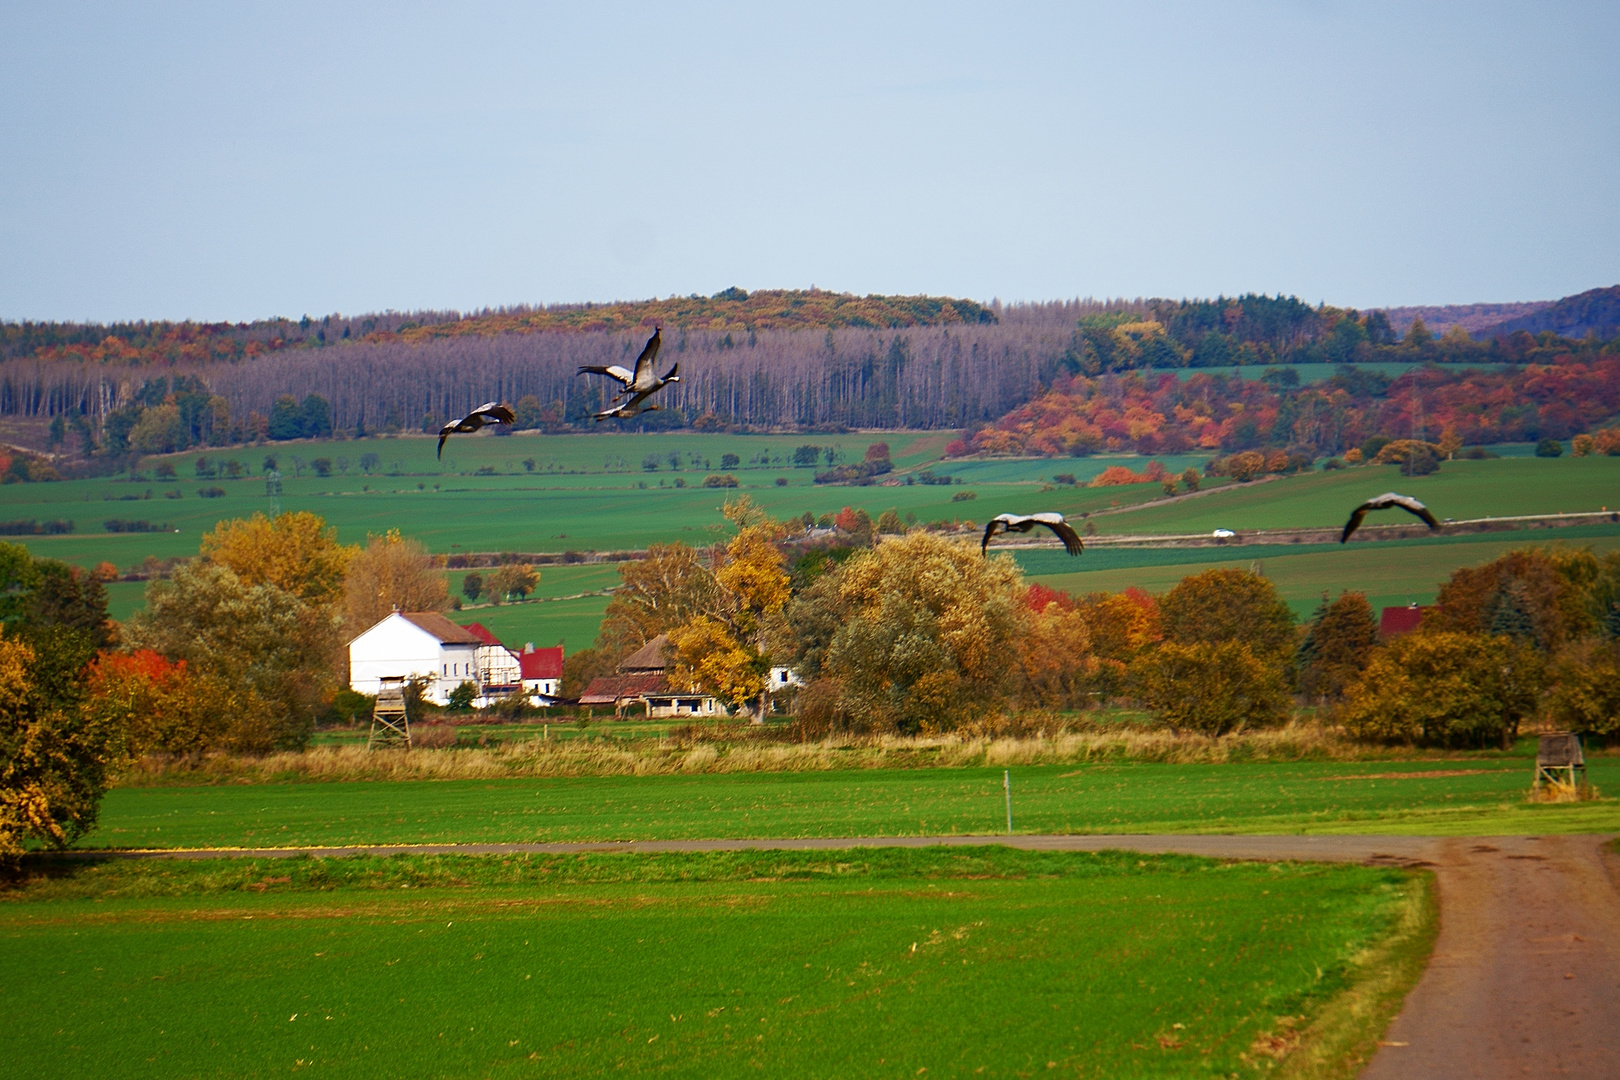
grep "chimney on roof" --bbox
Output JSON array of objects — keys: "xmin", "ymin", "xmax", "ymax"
[{"xmin": 524, "ymin": 642, "xmax": 534, "ymax": 652}]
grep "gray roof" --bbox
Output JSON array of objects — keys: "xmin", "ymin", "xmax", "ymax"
[{"xmin": 618, "ymin": 634, "xmax": 672, "ymax": 673}]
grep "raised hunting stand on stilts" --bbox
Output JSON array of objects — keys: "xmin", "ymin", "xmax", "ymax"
[
  {"xmin": 1533, "ymin": 732, "xmax": 1585, "ymax": 794},
  {"xmin": 368, "ymin": 676, "xmax": 412, "ymax": 750}
]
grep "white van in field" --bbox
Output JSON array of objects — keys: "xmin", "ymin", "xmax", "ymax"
[{"xmin": 1212, "ymin": 529, "xmax": 1236, "ymax": 539}]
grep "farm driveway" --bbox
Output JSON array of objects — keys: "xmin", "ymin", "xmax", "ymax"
[{"xmin": 71, "ymin": 832, "xmax": 1620, "ymax": 1078}]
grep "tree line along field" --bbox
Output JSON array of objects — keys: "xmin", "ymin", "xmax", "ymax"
[
  {"xmin": 1, "ymin": 846, "xmax": 1420, "ymax": 1080},
  {"xmin": 85, "ymin": 758, "xmax": 1620, "ymax": 850}
]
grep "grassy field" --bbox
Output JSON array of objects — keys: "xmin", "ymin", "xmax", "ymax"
[
  {"xmin": 87, "ymin": 756, "xmax": 1620, "ymax": 850},
  {"xmin": 1, "ymin": 846, "xmax": 1420, "ymax": 1079},
  {"xmin": 11, "ymin": 436, "xmax": 1619, "ymax": 646},
  {"xmin": 1013, "ymin": 524, "xmax": 1620, "ymax": 617}
]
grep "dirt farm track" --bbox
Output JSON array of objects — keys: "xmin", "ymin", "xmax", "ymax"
[{"xmin": 82, "ymin": 832, "xmax": 1620, "ymax": 1079}]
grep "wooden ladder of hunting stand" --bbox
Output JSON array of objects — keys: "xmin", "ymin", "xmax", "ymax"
[{"xmin": 368, "ymin": 677, "xmax": 412, "ymax": 750}]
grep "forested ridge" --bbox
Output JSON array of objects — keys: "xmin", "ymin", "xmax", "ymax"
[{"xmin": 4, "ymin": 287, "xmax": 1619, "ymax": 467}]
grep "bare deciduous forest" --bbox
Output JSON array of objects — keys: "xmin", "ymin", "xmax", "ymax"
[{"xmin": 0, "ymin": 300, "xmax": 1125, "ymax": 434}]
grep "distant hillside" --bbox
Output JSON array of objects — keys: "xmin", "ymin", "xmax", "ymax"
[
  {"xmin": 1380, "ymin": 300, "xmax": 1550, "ymax": 336},
  {"xmin": 0, "ymin": 289, "xmax": 996, "ymax": 367},
  {"xmin": 1475, "ymin": 285, "xmax": 1620, "ymax": 340}
]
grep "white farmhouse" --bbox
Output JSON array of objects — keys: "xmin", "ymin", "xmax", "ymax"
[{"xmin": 348, "ymin": 612, "xmax": 485, "ymax": 705}]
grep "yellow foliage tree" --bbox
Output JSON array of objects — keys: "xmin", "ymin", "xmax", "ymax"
[
  {"xmin": 1545, "ymin": 639, "xmax": 1620, "ymax": 738},
  {"xmin": 344, "ymin": 529, "xmax": 449, "ymax": 631},
  {"xmin": 0, "ymin": 632, "xmax": 121, "ymax": 862},
  {"xmin": 1130, "ymin": 640, "xmax": 1290, "ymax": 736},
  {"xmin": 201, "ymin": 511, "xmax": 354, "ymax": 607},
  {"xmin": 669, "ymin": 497, "xmax": 791, "ymax": 721},
  {"xmin": 1340, "ymin": 631, "xmax": 1543, "ymax": 748},
  {"xmin": 1016, "ymin": 594, "xmax": 1094, "ymax": 708},
  {"xmin": 824, "ymin": 531, "xmax": 1023, "ymax": 731}
]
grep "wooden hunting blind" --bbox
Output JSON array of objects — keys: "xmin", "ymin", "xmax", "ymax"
[
  {"xmin": 368, "ymin": 676, "xmax": 412, "ymax": 750},
  {"xmin": 1533, "ymin": 732, "xmax": 1585, "ymax": 792}
]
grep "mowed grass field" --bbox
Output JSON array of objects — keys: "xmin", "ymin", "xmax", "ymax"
[
  {"xmin": 89, "ymin": 757, "xmax": 1620, "ymax": 851},
  {"xmin": 2, "ymin": 847, "xmax": 1420, "ymax": 1080}
]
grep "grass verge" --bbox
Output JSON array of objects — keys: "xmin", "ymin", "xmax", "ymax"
[{"xmin": 1273, "ymin": 868, "xmax": 1438, "ymax": 1079}]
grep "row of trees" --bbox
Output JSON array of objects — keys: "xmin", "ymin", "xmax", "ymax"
[{"xmin": 565, "ymin": 503, "xmax": 1620, "ymax": 748}]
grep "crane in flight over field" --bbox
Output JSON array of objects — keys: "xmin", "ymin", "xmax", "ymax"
[
  {"xmin": 577, "ymin": 326, "xmax": 681, "ymax": 421},
  {"xmin": 981, "ymin": 513, "xmax": 1085, "ymax": 556},
  {"xmin": 437, "ymin": 402, "xmax": 515, "ymax": 459},
  {"xmin": 1340, "ymin": 492, "xmax": 1440, "ymax": 542}
]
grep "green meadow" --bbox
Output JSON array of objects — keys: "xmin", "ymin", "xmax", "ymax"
[
  {"xmin": 88, "ymin": 757, "xmax": 1620, "ymax": 851},
  {"xmin": 9, "ymin": 433, "xmax": 1619, "ymax": 641},
  {"xmin": 1, "ymin": 846, "xmax": 1420, "ymax": 1080}
]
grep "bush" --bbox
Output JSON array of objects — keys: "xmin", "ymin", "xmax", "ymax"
[
  {"xmin": 197, "ymin": 486, "xmax": 226, "ymax": 498},
  {"xmin": 1545, "ymin": 640, "xmax": 1620, "ymax": 738},
  {"xmin": 446, "ymin": 680, "xmax": 479, "ymax": 711},
  {"xmin": 702, "ymin": 474, "xmax": 740, "ymax": 488},
  {"xmin": 1340, "ymin": 631, "xmax": 1542, "ymax": 748},
  {"xmin": 950, "ymin": 490, "xmax": 977, "ymax": 502},
  {"xmin": 1159, "ymin": 569, "xmax": 1297, "ymax": 665},
  {"xmin": 720, "ymin": 453, "xmax": 740, "ymax": 470},
  {"xmin": 103, "ymin": 519, "xmax": 169, "ymax": 533},
  {"xmin": 311, "ymin": 458, "xmax": 333, "ymax": 477},
  {"xmin": 1535, "ymin": 438, "xmax": 1564, "ymax": 458},
  {"xmin": 775, "ymin": 477, "xmax": 788, "ymax": 487},
  {"xmin": 1130, "ymin": 641, "xmax": 1290, "ymax": 736},
  {"xmin": 0, "ymin": 519, "xmax": 73, "ymax": 535}
]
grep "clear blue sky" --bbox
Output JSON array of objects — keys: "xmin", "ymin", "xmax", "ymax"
[{"xmin": 2, "ymin": 2, "xmax": 1616, "ymax": 322}]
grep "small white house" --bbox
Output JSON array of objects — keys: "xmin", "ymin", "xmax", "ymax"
[{"xmin": 349, "ymin": 612, "xmax": 485, "ymax": 705}]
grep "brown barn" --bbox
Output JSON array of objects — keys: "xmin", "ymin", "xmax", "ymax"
[{"xmin": 578, "ymin": 634, "xmax": 721, "ymax": 719}]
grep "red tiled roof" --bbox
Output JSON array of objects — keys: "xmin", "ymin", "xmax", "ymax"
[
  {"xmin": 1379, "ymin": 605, "xmax": 1432, "ymax": 637},
  {"xmin": 520, "ymin": 645, "xmax": 564, "ymax": 681},
  {"xmin": 400, "ymin": 612, "xmax": 483, "ymax": 644},
  {"xmin": 459, "ymin": 622, "xmax": 502, "ymax": 647},
  {"xmin": 578, "ymin": 673, "xmax": 669, "ymax": 705}
]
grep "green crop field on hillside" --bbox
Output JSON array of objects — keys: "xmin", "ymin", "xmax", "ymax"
[
  {"xmin": 86, "ymin": 756, "xmax": 1620, "ymax": 851},
  {"xmin": 9, "ymin": 435, "xmax": 1619, "ymax": 646},
  {"xmin": 0, "ymin": 847, "xmax": 1419, "ymax": 1080},
  {"xmin": 1012, "ymin": 524, "xmax": 1620, "ymax": 617}
]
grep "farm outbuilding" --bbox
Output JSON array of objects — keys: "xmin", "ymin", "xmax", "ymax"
[
  {"xmin": 578, "ymin": 634, "xmax": 721, "ymax": 718},
  {"xmin": 1378, "ymin": 604, "xmax": 1434, "ymax": 637}
]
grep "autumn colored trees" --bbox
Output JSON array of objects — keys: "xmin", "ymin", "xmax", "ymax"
[
  {"xmin": 950, "ymin": 353, "xmax": 1620, "ymax": 459},
  {"xmin": 0, "ymin": 544, "xmax": 119, "ymax": 861},
  {"xmin": 1339, "ymin": 546, "xmax": 1620, "ymax": 747}
]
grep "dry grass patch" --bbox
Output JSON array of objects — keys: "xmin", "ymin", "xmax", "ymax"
[{"xmin": 116, "ymin": 721, "xmax": 1415, "ymax": 785}]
